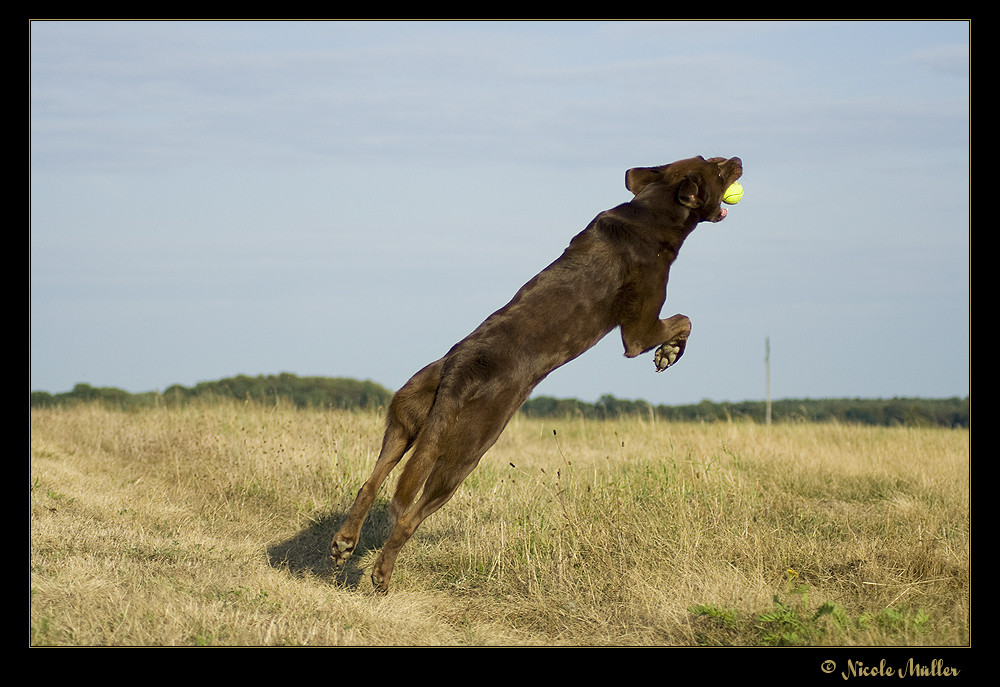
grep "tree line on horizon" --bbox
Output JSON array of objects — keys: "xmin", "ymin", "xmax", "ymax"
[{"xmin": 30, "ymin": 373, "xmax": 969, "ymax": 429}]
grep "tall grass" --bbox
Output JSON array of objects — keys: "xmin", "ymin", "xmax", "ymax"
[{"xmin": 30, "ymin": 402, "xmax": 969, "ymax": 645}]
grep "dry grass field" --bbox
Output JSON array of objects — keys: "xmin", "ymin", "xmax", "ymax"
[{"xmin": 29, "ymin": 401, "xmax": 969, "ymax": 646}]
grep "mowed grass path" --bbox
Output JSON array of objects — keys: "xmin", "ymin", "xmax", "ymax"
[{"xmin": 30, "ymin": 402, "xmax": 969, "ymax": 646}]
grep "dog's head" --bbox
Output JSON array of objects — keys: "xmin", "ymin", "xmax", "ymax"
[{"xmin": 625, "ymin": 156, "xmax": 743, "ymax": 223}]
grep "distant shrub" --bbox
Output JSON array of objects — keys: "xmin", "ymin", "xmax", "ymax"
[
  {"xmin": 31, "ymin": 374, "xmax": 392, "ymax": 412},
  {"xmin": 30, "ymin": 376, "xmax": 968, "ymax": 428}
]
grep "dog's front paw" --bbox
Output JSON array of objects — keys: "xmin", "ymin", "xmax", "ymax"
[{"xmin": 654, "ymin": 343, "xmax": 682, "ymax": 372}]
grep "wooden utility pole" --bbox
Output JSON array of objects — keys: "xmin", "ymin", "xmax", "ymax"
[{"xmin": 765, "ymin": 336, "xmax": 772, "ymax": 425}]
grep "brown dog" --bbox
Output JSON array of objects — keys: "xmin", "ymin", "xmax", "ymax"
[{"xmin": 332, "ymin": 155, "xmax": 743, "ymax": 592}]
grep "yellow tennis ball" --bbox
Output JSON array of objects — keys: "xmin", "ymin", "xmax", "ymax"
[{"xmin": 722, "ymin": 181, "xmax": 743, "ymax": 205}]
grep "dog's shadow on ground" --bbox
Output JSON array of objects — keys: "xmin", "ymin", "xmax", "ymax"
[{"xmin": 266, "ymin": 501, "xmax": 392, "ymax": 589}]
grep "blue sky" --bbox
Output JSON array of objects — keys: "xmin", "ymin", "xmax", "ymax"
[{"xmin": 30, "ymin": 20, "xmax": 969, "ymax": 405}]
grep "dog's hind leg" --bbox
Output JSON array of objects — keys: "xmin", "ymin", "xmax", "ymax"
[
  {"xmin": 370, "ymin": 390, "xmax": 522, "ymax": 593},
  {"xmin": 370, "ymin": 455, "xmax": 482, "ymax": 594},
  {"xmin": 331, "ymin": 420, "xmax": 411, "ymax": 568},
  {"xmin": 330, "ymin": 361, "xmax": 441, "ymax": 569}
]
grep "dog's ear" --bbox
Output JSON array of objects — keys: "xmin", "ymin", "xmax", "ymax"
[
  {"xmin": 676, "ymin": 177, "xmax": 703, "ymax": 209},
  {"xmin": 625, "ymin": 167, "xmax": 661, "ymax": 195}
]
